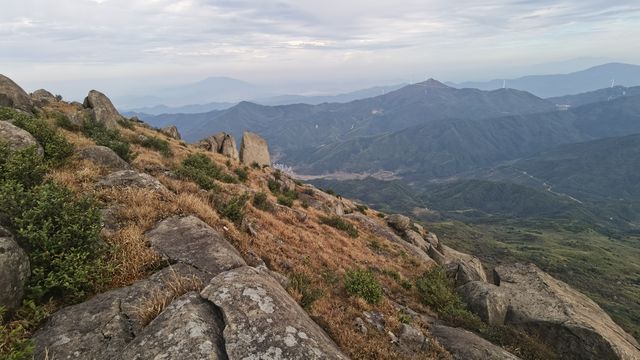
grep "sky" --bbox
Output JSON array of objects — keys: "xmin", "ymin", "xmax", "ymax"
[{"xmin": 2, "ymin": 0, "xmax": 640, "ymax": 102}]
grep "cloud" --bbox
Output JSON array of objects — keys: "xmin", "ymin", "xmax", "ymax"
[{"xmin": 1, "ymin": 0, "xmax": 639, "ymax": 97}]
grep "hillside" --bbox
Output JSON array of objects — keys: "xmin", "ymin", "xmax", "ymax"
[
  {"xmin": 451, "ymin": 63, "xmax": 640, "ymax": 97},
  {"xmin": 2, "ymin": 75, "xmax": 639, "ymax": 359}
]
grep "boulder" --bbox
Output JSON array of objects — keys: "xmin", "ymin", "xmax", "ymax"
[
  {"xmin": 221, "ymin": 133, "xmax": 239, "ymax": 161},
  {"xmin": 456, "ymin": 281, "xmax": 508, "ymax": 326},
  {"xmin": 0, "ymin": 74, "xmax": 33, "ymax": 112},
  {"xmin": 240, "ymin": 131, "xmax": 270, "ymax": 167},
  {"xmin": 430, "ymin": 324, "xmax": 521, "ymax": 360},
  {"xmin": 387, "ymin": 214, "xmax": 412, "ymax": 233},
  {"xmin": 119, "ymin": 292, "xmax": 226, "ymax": 360},
  {"xmin": 425, "ymin": 232, "xmax": 440, "ymax": 249},
  {"xmin": 0, "ymin": 226, "xmax": 30, "ymax": 312},
  {"xmin": 97, "ymin": 170, "xmax": 168, "ymax": 191},
  {"xmin": 446, "ymin": 261, "xmax": 487, "ymax": 287},
  {"xmin": 77, "ymin": 146, "xmax": 130, "ymax": 171},
  {"xmin": 0, "ymin": 120, "xmax": 43, "ymax": 156},
  {"xmin": 427, "ymin": 245, "xmax": 447, "ymax": 266},
  {"xmin": 83, "ymin": 90, "xmax": 123, "ymax": 129},
  {"xmin": 145, "ymin": 215, "xmax": 246, "ymax": 276},
  {"xmin": 161, "ymin": 125, "xmax": 181, "ymax": 140},
  {"xmin": 442, "ymin": 245, "xmax": 487, "ymax": 283},
  {"xmin": 493, "ymin": 263, "xmax": 640, "ymax": 360},
  {"xmin": 33, "ymin": 264, "xmax": 210, "ymax": 360},
  {"xmin": 397, "ymin": 323, "xmax": 430, "ymax": 355},
  {"xmin": 201, "ymin": 266, "xmax": 348, "ymax": 359},
  {"xmin": 30, "ymin": 89, "xmax": 57, "ymax": 107},
  {"xmin": 404, "ymin": 229, "xmax": 429, "ymax": 252}
]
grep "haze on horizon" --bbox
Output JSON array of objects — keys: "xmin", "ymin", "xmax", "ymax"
[{"xmin": 2, "ymin": 0, "xmax": 640, "ymax": 101}]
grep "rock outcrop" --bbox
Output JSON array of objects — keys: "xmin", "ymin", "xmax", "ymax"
[
  {"xmin": 430, "ymin": 324, "xmax": 521, "ymax": 360},
  {"xmin": 97, "ymin": 170, "xmax": 168, "ymax": 191},
  {"xmin": 0, "ymin": 74, "xmax": 33, "ymax": 112},
  {"xmin": 30, "ymin": 89, "xmax": 57, "ymax": 108},
  {"xmin": 146, "ymin": 215, "xmax": 247, "ymax": 276},
  {"xmin": 77, "ymin": 146, "xmax": 130, "ymax": 171},
  {"xmin": 201, "ymin": 266, "xmax": 348, "ymax": 359},
  {"xmin": 83, "ymin": 90, "xmax": 123, "ymax": 129},
  {"xmin": 221, "ymin": 133, "xmax": 239, "ymax": 161},
  {"xmin": 456, "ymin": 281, "xmax": 508, "ymax": 326},
  {"xmin": 442, "ymin": 245, "xmax": 487, "ymax": 284},
  {"xmin": 0, "ymin": 120, "xmax": 44, "ymax": 156},
  {"xmin": 0, "ymin": 226, "xmax": 30, "ymax": 313},
  {"xmin": 240, "ymin": 131, "xmax": 270, "ymax": 167},
  {"xmin": 489, "ymin": 263, "xmax": 640, "ymax": 360},
  {"xmin": 161, "ymin": 125, "xmax": 181, "ymax": 140}
]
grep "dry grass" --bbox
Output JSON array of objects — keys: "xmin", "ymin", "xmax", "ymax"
[{"xmin": 134, "ymin": 267, "xmax": 204, "ymax": 326}]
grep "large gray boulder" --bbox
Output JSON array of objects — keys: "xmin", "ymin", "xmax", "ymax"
[
  {"xmin": 240, "ymin": 131, "xmax": 270, "ymax": 167},
  {"xmin": 30, "ymin": 89, "xmax": 57, "ymax": 107},
  {"xmin": 221, "ymin": 133, "xmax": 239, "ymax": 161},
  {"xmin": 493, "ymin": 263, "xmax": 640, "ymax": 360},
  {"xmin": 83, "ymin": 90, "xmax": 123, "ymax": 129},
  {"xmin": 386, "ymin": 214, "xmax": 412, "ymax": 233},
  {"xmin": 119, "ymin": 292, "xmax": 226, "ymax": 360},
  {"xmin": 77, "ymin": 146, "xmax": 130, "ymax": 171},
  {"xmin": 161, "ymin": 125, "xmax": 181, "ymax": 140},
  {"xmin": 446, "ymin": 260, "xmax": 487, "ymax": 287},
  {"xmin": 201, "ymin": 266, "xmax": 348, "ymax": 359},
  {"xmin": 198, "ymin": 132, "xmax": 227, "ymax": 152},
  {"xmin": 33, "ymin": 264, "xmax": 210, "ymax": 360},
  {"xmin": 430, "ymin": 324, "xmax": 521, "ymax": 360},
  {"xmin": 456, "ymin": 281, "xmax": 508, "ymax": 326},
  {"xmin": 442, "ymin": 245, "xmax": 487, "ymax": 283},
  {"xmin": 145, "ymin": 215, "xmax": 246, "ymax": 276},
  {"xmin": 0, "ymin": 120, "xmax": 43, "ymax": 156},
  {"xmin": 0, "ymin": 74, "xmax": 33, "ymax": 112},
  {"xmin": 0, "ymin": 226, "xmax": 30, "ymax": 312},
  {"xmin": 97, "ymin": 170, "xmax": 168, "ymax": 191}
]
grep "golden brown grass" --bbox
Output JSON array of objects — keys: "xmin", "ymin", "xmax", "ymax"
[{"xmin": 134, "ymin": 267, "xmax": 204, "ymax": 326}]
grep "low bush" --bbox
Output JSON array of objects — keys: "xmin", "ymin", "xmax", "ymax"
[
  {"xmin": 289, "ymin": 272, "xmax": 325, "ymax": 309},
  {"xmin": 344, "ymin": 268, "xmax": 384, "ymax": 304},
  {"xmin": 0, "ymin": 301, "xmax": 49, "ymax": 360},
  {"xmin": 252, "ymin": 192, "xmax": 272, "ymax": 212},
  {"xmin": 277, "ymin": 195, "xmax": 294, "ymax": 207},
  {"xmin": 83, "ymin": 119, "xmax": 133, "ymax": 162},
  {"xmin": 53, "ymin": 113, "xmax": 80, "ymax": 132},
  {"xmin": 217, "ymin": 194, "xmax": 248, "ymax": 224},
  {"xmin": 137, "ymin": 136, "xmax": 172, "ymax": 157},
  {"xmin": 0, "ymin": 144, "xmax": 47, "ymax": 189},
  {"xmin": 234, "ymin": 167, "xmax": 249, "ymax": 182},
  {"xmin": 117, "ymin": 118, "xmax": 136, "ymax": 130},
  {"xmin": 176, "ymin": 154, "xmax": 238, "ymax": 190},
  {"xmin": 319, "ymin": 215, "xmax": 359, "ymax": 238}
]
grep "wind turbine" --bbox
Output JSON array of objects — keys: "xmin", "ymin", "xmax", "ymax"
[{"xmin": 611, "ymin": 79, "xmax": 615, "ymax": 88}]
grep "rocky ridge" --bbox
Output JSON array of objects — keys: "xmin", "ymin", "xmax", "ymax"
[{"xmin": 1, "ymin": 74, "xmax": 639, "ymax": 359}]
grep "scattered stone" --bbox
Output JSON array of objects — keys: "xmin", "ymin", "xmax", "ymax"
[
  {"xmin": 354, "ymin": 317, "xmax": 368, "ymax": 335},
  {"xmin": 161, "ymin": 125, "xmax": 181, "ymax": 140},
  {"xmin": 97, "ymin": 170, "xmax": 168, "ymax": 191},
  {"xmin": 387, "ymin": 214, "xmax": 412, "ymax": 233},
  {"xmin": 100, "ymin": 206, "xmax": 123, "ymax": 238},
  {"xmin": 398, "ymin": 324, "xmax": 430, "ymax": 355},
  {"xmin": 146, "ymin": 216, "xmax": 246, "ymax": 276},
  {"xmin": 0, "ymin": 120, "xmax": 43, "ymax": 156},
  {"xmin": 431, "ymin": 324, "xmax": 521, "ymax": 360},
  {"xmin": 119, "ymin": 292, "xmax": 226, "ymax": 360},
  {"xmin": 493, "ymin": 263, "xmax": 640, "ymax": 360},
  {"xmin": 201, "ymin": 266, "xmax": 348, "ymax": 359},
  {"xmin": 221, "ymin": 133, "xmax": 239, "ymax": 161},
  {"xmin": 83, "ymin": 90, "xmax": 123, "ymax": 129},
  {"xmin": 77, "ymin": 146, "xmax": 130, "ymax": 171},
  {"xmin": 0, "ymin": 226, "xmax": 30, "ymax": 313},
  {"xmin": 363, "ymin": 311, "xmax": 385, "ymax": 331},
  {"xmin": 0, "ymin": 74, "xmax": 33, "ymax": 112},
  {"xmin": 456, "ymin": 281, "xmax": 508, "ymax": 326}
]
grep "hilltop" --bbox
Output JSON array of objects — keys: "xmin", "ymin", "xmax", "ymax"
[{"xmin": 0, "ymin": 74, "xmax": 639, "ymax": 359}]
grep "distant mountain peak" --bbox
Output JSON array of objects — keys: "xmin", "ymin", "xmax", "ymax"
[{"xmin": 416, "ymin": 78, "xmax": 450, "ymax": 88}]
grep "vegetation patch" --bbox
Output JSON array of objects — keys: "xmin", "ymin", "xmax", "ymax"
[
  {"xmin": 175, "ymin": 153, "xmax": 239, "ymax": 191},
  {"xmin": 344, "ymin": 268, "xmax": 383, "ymax": 304},
  {"xmin": 83, "ymin": 119, "xmax": 134, "ymax": 162},
  {"xmin": 136, "ymin": 136, "xmax": 172, "ymax": 157},
  {"xmin": 288, "ymin": 272, "xmax": 325, "ymax": 309},
  {"xmin": 217, "ymin": 194, "xmax": 248, "ymax": 224},
  {"xmin": 252, "ymin": 192, "xmax": 273, "ymax": 212},
  {"xmin": 320, "ymin": 215, "xmax": 359, "ymax": 238}
]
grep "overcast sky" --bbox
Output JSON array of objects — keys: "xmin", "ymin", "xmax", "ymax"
[{"xmin": 2, "ymin": 0, "xmax": 640, "ymax": 100}]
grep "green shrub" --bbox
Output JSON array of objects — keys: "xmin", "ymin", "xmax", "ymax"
[
  {"xmin": 344, "ymin": 268, "xmax": 383, "ymax": 304},
  {"xmin": 53, "ymin": 113, "xmax": 80, "ymax": 132},
  {"xmin": 175, "ymin": 154, "xmax": 225, "ymax": 191},
  {"xmin": 117, "ymin": 118, "xmax": 136, "ymax": 130},
  {"xmin": 415, "ymin": 267, "xmax": 482, "ymax": 329},
  {"xmin": 217, "ymin": 195, "xmax": 248, "ymax": 224},
  {"xmin": 234, "ymin": 167, "xmax": 249, "ymax": 182},
  {"xmin": 252, "ymin": 192, "xmax": 272, "ymax": 212},
  {"xmin": 289, "ymin": 272, "xmax": 325, "ymax": 309},
  {"xmin": 83, "ymin": 119, "xmax": 133, "ymax": 162},
  {"xmin": 355, "ymin": 204, "xmax": 369, "ymax": 214},
  {"xmin": 0, "ymin": 144, "xmax": 46, "ymax": 189},
  {"xmin": 325, "ymin": 188, "xmax": 336, "ymax": 196},
  {"xmin": 320, "ymin": 215, "xmax": 359, "ymax": 238},
  {"xmin": 4, "ymin": 182, "xmax": 107, "ymax": 302},
  {"xmin": 137, "ymin": 136, "xmax": 172, "ymax": 157},
  {"xmin": 268, "ymin": 178, "xmax": 281, "ymax": 194},
  {"xmin": 8, "ymin": 112, "xmax": 73, "ymax": 165},
  {"xmin": 277, "ymin": 195, "xmax": 294, "ymax": 207},
  {"xmin": 251, "ymin": 162, "xmax": 261, "ymax": 169},
  {"xmin": 0, "ymin": 301, "xmax": 49, "ymax": 360}
]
